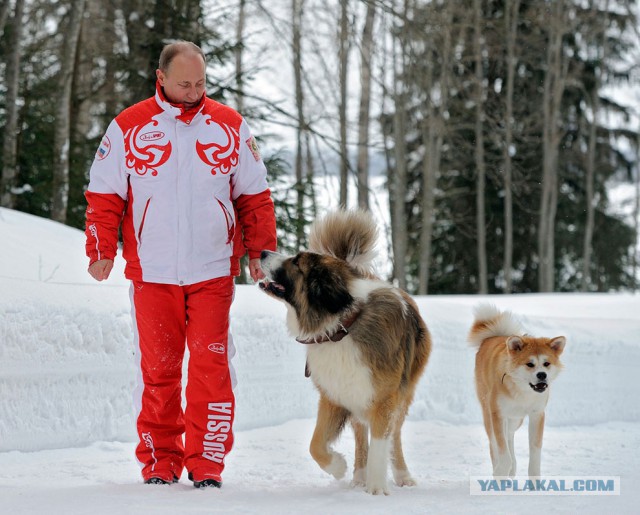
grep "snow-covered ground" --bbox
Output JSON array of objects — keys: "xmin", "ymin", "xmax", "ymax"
[{"xmin": 1, "ymin": 206, "xmax": 639, "ymax": 514}]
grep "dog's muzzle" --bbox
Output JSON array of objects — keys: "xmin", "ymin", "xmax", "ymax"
[
  {"xmin": 258, "ymin": 279, "xmax": 286, "ymax": 298},
  {"xmin": 529, "ymin": 382, "xmax": 548, "ymax": 393},
  {"xmin": 259, "ymin": 250, "xmax": 288, "ymax": 299}
]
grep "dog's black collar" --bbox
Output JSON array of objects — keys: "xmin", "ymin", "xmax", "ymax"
[{"xmin": 296, "ymin": 308, "xmax": 362, "ymax": 345}]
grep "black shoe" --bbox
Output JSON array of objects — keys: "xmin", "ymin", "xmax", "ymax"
[
  {"xmin": 144, "ymin": 475, "xmax": 179, "ymax": 485},
  {"xmin": 194, "ymin": 478, "xmax": 222, "ymax": 489},
  {"xmin": 188, "ymin": 472, "xmax": 222, "ymax": 489},
  {"xmin": 145, "ymin": 477, "xmax": 170, "ymax": 485}
]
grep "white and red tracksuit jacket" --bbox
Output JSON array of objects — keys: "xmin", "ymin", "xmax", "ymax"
[{"xmin": 85, "ymin": 83, "xmax": 276, "ymax": 283}]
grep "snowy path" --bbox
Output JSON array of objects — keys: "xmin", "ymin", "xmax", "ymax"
[
  {"xmin": 1, "ymin": 419, "xmax": 638, "ymax": 514},
  {"xmin": 3, "ymin": 208, "xmax": 640, "ymax": 514}
]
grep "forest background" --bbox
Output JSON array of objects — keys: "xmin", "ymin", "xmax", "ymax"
[{"xmin": 1, "ymin": 0, "xmax": 639, "ymax": 295}]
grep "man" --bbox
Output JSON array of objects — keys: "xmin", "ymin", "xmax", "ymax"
[{"xmin": 85, "ymin": 41, "xmax": 277, "ymax": 489}]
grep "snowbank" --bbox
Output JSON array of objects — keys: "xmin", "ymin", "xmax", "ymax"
[{"xmin": 1, "ymin": 207, "xmax": 640, "ymax": 452}]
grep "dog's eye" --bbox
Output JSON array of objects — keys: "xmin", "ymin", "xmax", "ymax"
[
  {"xmin": 543, "ymin": 362, "xmax": 550, "ymax": 367},
  {"xmin": 526, "ymin": 363, "xmax": 535, "ymax": 368}
]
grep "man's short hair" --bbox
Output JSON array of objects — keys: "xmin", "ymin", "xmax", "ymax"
[{"xmin": 158, "ymin": 41, "xmax": 206, "ymax": 72}]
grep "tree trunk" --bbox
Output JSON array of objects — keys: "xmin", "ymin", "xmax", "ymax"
[
  {"xmin": 392, "ymin": 99, "xmax": 407, "ymax": 289},
  {"xmin": 122, "ymin": 0, "xmax": 155, "ymax": 105},
  {"xmin": 356, "ymin": 1, "xmax": 376, "ymax": 210},
  {"xmin": 0, "ymin": 0, "xmax": 12, "ymax": 38},
  {"xmin": 0, "ymin": 0, "xmax": 25, "ymax": 209},
  {"xmin": 473, "ymin": 0, "xmax": 488, "ymax": 294},
  {"xmin": 538, "ymin": 0, "xmax": 567, "ymax": 292},
  {"xmin": 418, "ymin": 4, "xmax": 452, "ymax": 295},
  {"xmin": 379, "ymin": 9, "xmax": 396, "ymax": 282},
  {"xmin": 418, "ymin": 72, "xmax": 436, "ymax": 294},
  {"xmin": 581, "ymin": 0, "xmax": 607, "ymax": 292},
  {"xmin": 338, "ymin": 0, "xmax": 350, "ymax": 208},
  {"xmin": 581, "ymin": 90, "xmax": 599, "ymax": 292},
  {"xmin": 292, "ymin": 0, "xmax": 306, "ymax": 247},
  {"xmin": 305, "ymin": 128, "xmax": 317, "ymax": 219},
  {"xmin": 67, "ymin": 0, "xmax": 114, "ymax": 228},
  {"xmin": 634, "ymin": 135, "xmax": 640, "ymax": 290},
  {"xmin": 391, "ymin": 0, "xmax": 410, "ymax": 290},
  {"xmin": 235, "ymin": 0, "xmax": 248, "ymax": 283},
  {"xmin": 502, "ymin": 0, "xmax": 520, "ymax": 293},
  {"xmin": 51, "ymin": 0, "xmax": 86, "ymax": 223},
  {"xmin": 235, "ymin": 0, "xmax": 246, "ymax": 113},
  {"xmin": 73, "ymin": 0, "xmax": 106, "ymax": 138}
]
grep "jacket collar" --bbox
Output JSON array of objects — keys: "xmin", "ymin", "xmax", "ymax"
[{"xmin": 154, "ymin": 80, "xmax": 206, "ymax": 124}]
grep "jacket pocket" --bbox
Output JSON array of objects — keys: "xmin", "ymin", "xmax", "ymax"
[
  {"xmin": 137, "ymin": 197, "xmax": 152, "ymax": 249},
  {"xmin": 214, "ymin": 195, "xmax": 235, "ymax": 245}
]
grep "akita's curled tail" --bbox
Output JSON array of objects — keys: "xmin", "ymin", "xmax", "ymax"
[
  {"xmin": 468, "ymin": 303, "xmax": 524, "ymax": 347},
  {"xmin": 308, "ymin": 209, "xmax": 378, "ymax": 274}
]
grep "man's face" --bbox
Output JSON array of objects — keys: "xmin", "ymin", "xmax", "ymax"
[{"xmin": 156, "ymin": 52, "xmax": 206, "ymax": 109}]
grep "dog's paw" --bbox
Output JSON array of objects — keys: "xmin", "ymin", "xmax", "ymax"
[
  {"xmin": 324, "ymin": 452, "xmax": 347, "ymax": 480},
  {"xmin": 351, "ymin": 468, "xmax": 366, "ymax": 488},
  {"xmin": 493, "ymin": 459, "xmax": 512, "ymax": 478},
  {"xmin": 393, "ymin": 469, "xmax": 417, "ymax": 487},
  {"xmin": 365, "ymin": 479, "xmax": 390, "ymax": 496}
]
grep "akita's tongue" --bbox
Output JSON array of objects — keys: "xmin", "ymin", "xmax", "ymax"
[{"xmin": 530, "ymin": 382, "xmax": 548, "ymax": 393}]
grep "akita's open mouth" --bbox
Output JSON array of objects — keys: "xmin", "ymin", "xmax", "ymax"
[
  {"xmin": 259, "ymin": 279, "xmax": 286, "ymax": 299},
  {"xmin": 529, "ymin": 382, "xmax": 548, "ymax": 393}
]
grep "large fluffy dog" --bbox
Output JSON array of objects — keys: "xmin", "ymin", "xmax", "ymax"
[
  {"xmin": 259, "ymin": 210, "xmax": 431, "ymax": 495},
  {"xmin": 468, "ymin": 304, "xmax": 566, "ymax": 477}
]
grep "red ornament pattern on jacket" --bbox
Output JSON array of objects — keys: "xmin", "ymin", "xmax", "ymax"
[
  {"xmin": 196, "ymin": 120, "xmax": 239, "ymax": 175},
  {"xmin": 124, "ymin": 120, "xmax": 172, "ymax": 177}
]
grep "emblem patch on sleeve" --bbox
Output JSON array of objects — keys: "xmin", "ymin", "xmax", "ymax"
[
  {"xmin": 246, "ymin": 136, "xmax": 261, "ymax": 162},
  {"xmin": 96, "ymin": 135, "xmax": 111, "ymax": 161}
]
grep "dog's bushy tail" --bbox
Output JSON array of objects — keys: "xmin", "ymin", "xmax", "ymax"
[
  {"xmin": 468, "ymin": 303, "xmax": 524, "ymax": 347},
  {"xmin": 309, "ymin": 209, "xmax": 378, "ymax": 274}
]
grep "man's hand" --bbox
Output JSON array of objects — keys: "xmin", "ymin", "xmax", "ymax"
[
  {"xmin": 248, "ymin": 257, "xmax": 265, "ymax": 282},
  {"xmin": 88, "ymin": 259, "xmax": 114, "ymax": 281}
]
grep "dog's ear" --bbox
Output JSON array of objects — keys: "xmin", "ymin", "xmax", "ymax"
[
  {"xmin": 506, "ymin": 336, "xmax": 524, "ymax": 352},
  {"xmin": 307, "ymin": 266, "xmax": 353, "ymax": 314},
  {"xmin": 549, "ymin": 336, "xmax": 566, "ymax": 354}
]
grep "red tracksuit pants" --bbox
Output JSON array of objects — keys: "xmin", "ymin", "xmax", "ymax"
[{"xmin": 130, "ymin": 276, "xmax": 235, "ymax": 484}]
